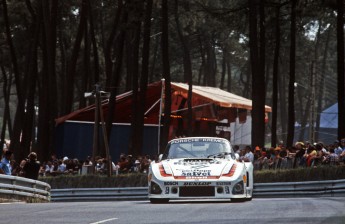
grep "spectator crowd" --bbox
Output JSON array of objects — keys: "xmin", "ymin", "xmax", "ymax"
[
  {"xmin": 1, "ymin": 138, "xmax": 345, "ymax": 180},
  {"xmin": 237, "ymin": 139, "xmax": 345, "ymax": 170},
  {"xmin": 0, "ymin": 141, "xmax": 155, "ymax": 179}
]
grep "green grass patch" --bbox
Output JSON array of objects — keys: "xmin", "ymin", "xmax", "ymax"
[
  {"xmin": 254, "ymin": 165, "xmax": 345, "ymax": 183},
  {"xmin": 40, "ymin": 173, "xmax": 148, "ymax": 189}
]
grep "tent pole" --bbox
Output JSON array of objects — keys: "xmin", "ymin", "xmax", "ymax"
[{"xmin": 158, "ymin": 79, "xmax": 165, "ymax": 155}]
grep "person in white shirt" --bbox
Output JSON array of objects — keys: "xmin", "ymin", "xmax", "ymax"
[{"xmin": 242, "ymin": 146, "xmax": 254, "ymax": 163}]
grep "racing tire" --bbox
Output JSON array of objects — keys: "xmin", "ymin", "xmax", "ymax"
[
  {"xmin": 149, "ymin": 198, "xmax": 170, "ymax": 204},
  {"xmin": 231, "ymin": 198, "xmax": 246, "ymax": 203}
]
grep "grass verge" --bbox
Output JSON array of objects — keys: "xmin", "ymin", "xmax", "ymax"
[{"xmin": 39, "ymin": 166, "xmax": 345, "ymax": 189}]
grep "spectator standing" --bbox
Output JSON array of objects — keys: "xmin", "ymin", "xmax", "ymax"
[
  {"xmin": 334, "ymin": 140, "xmax": 343, "ymax": 156},
  {"xmin": 314, "ymin": 144, "xmax": 326, "ymax": 167},
  {"xmin": 294, "ymin": 142, "xmax": 306, "ymax": 167},
  {"xmin": 339, "ymin": 139, "xmax": 345, "ymax": 163},
  {"xmin": 323, "ymin": 147, "xmax": 339, "ymax": 166},
  {"xmin": 0, "ymin": 151, "xmax": 13, "ymax": 175},
  {"xmin": 340, "ymin": 138, "xmax": 345, "ymax": 150},
  {"xmin": 117, "ymin": 155, "xmax": 130, "ymax": 173},
  {"xmin": 242, "ymin": 146, "xmax": 254, "ymax": 163},
  {"xmin": 233, "ymin": 145, "xmax": 240, "ymax": 154},
  {"xmin": 140, "ymin": 155, "xmax": 151, "ymax": 173},
  {"xmin": 45, "ymin": 161, "xmax": 54, "ymax": 175},
  {"xmin": 23, "ymin": 152, "xmax": 40, "ymax": 180},
  {"xmin": 57, "ymin": 160, "xmax": 67, "ymax": 173},
  {"xmin": 12, "ymin": 159, "xmax": 27, "ymax": 176},
  {"xmin": 305, "ymin": 145, "xmax": 317, "ymax": 167}
]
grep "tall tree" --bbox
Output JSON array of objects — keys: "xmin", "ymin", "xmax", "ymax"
[
  {"xmin": 337, "ymin": 0, "xmax": 345, "ymax": 140},
  {"xmin": 128, "ymin": 0, "xmax": 143, "ymax": 156},
  {"xmin": 174, "ymin": 0, "xmax": 193, "ymax": 136},
  {"xmin": 286, "ymin": 0, "xmax": 297, "ymax": 147},
  {"xmin": 135, "ymin": 0, "xmax": 153, "ymax": 155},
  {"xmin": 64, "ymin": 0, "xmax": 87, "ymax": 114},
  {"xmin": 0, "ymin": 66, "xmax": 13, "ymax": 150},
  {"xmin": 104, "ymin": 0, "xmax": 123, "ymax": 86},
  {"xmin": 271, "ymin": 4, "xmax": 281, "ymax": 147},
  {"xmin": 2, "ymin": 0, "xmax": 25, "ymax": 158},
  {"xmin": 250, "ymin": 0, "xmax": 266, "ymax": 148},
  {"xmin": 105, "ymin": 4, "xmax": 128, "ymax": 146},
  {"xmin": 160, "ymin": 0, "xmax": 172, "ymax": 153}
]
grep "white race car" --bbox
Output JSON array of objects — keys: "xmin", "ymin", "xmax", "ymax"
[{"xmin": 148, "ymin": 137, "xmax": 253, "ymax": 203}]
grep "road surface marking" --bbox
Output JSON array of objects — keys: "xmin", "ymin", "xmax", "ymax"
[{"xmin": 90, "ymin": 218, "xmax": 118, "ymax": 224}]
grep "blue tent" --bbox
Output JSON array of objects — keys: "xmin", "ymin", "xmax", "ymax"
[
  {"xmin": 320, "ymin": 103, "xmax": 338, "ymax": 128},
  {"xmin": 318, "ymin": 103, "xmax": 338, "ymax": 144}
]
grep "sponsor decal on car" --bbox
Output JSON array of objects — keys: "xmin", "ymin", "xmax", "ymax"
[
  {"xmin": 164, "ymin": 182, "xmax": 178, "ymax": 186},
  {"xmin": 216, "ymin": 182, "xmax": 232, "ymax": 186},
  {"xmin": 183, "ymin": 182, "xmax": 212, "ymax": 186},
  {"xmin": 174, "ymin": 176, "xmax": 219, "ymax": 179},
  {"xmin": 181, "ymin": 169, "xmax": 211, "ymax": 177},
  {"xmin": 170, "ymin": 138, "xmax": 226, "ymax": 144}
]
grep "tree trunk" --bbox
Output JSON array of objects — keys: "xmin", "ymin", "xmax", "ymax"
[
  {"xmin": 226, "ymin": 51, "xmax": 232, "ymax": 92},
  {"xmin": 2, "ymin": 0, "xmax": 25, "ymax": 158},
  {"xmin": 80, "ymin": 9, "xmax": 90, "ymax": 110},
  {"xmin": 337, "ymin": 0, "xmax": 345, "ymax": 140},
  {"xmin": 87, "ymin": 0, "xmax": 100, "ymax": 85},
  {"xmin": 197, "ymin": 34, "xmax": 206, "ymax": 86},
  {"xmin": 220, "ymin": 47, "xmax": 227, "ymax": 90},
  {"xmin": 315, "ymin": 25, "xmax": 332, "ymax": 140},
  {"xmin": 105, "ymin": 9, "xmax": 128, "ymax": 144},
  {"xmin": 64, "ymin": 0, "xmax": 87, "ymax": 114},
  {"xmin": 135, "ymin": 0, "xmax": 153, "ymax": 156},
  {"xmin": 128, "ymin": 0, "xmax": 143, "ymax": 156},
  {"xmin": 286, "ymin": 0, "xmax": 296, "ymax": 147},
  {"xmin": 104, "ymin": 0, "xmax": 123, "ymax": 86},
  {"xmin": 250, "ymin": 0, "xmax": 265, "ymax": 148},
  {"xmin": 174, "ymin": 0, "xmax": 193, "ymax": 136},
  {"xmin": 0, "ymin": 66, "xmax": 12, "ymax": 151},
  {"xmin": 160, "ymin": 0, "xmax": 172, "ymax": 153},
  {"xmin": 271, "ymin": 5, "xmax": 280, "ymax": 147}
]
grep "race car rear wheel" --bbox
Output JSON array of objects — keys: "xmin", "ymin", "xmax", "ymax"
[{"xmin": 149, "ymin": 198, "xmax": 169, "ymax": 204}]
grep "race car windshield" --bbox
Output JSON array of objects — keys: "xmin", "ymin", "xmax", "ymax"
[{"xmin": 164, "ymin": 138, "xmax": 233, "ymax": 159}]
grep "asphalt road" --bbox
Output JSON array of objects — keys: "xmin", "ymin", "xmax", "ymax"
[{"xmin": 0, "ymin": 197, "xmax": 345, "ymax": 224}]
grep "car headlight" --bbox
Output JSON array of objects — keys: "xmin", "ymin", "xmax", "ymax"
[
  {"xmin": 150, "ymin": 182, "xmax": 163, "ymax": 194},
  {"xmin": 232, "ymin": 181, "xmax": 244, "ymax": 195}
]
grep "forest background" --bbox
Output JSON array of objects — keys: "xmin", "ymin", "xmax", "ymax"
[{"xmin": 1, "ymin": 0, "xmax": 345, "ymax": 161}]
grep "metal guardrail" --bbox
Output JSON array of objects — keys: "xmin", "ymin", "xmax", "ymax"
[
  {"xmin": 51, "ymin": 179, "xmax": 345, "ymax": 202},
  {"xmin": 0, "ymin": 174, "xmax": 51, "ymax": 202},
  {"xmin": 254, "ymin": 179, "xmax": 345, "ymax": 198},
  {"xmin": 51, "ymin": 187, "xmax": 148, "ymax": 202}
]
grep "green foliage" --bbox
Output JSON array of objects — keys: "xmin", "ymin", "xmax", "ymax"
[
  {"xmin": 254, "ymin": 166, "xmax": 345, "ymax": 183},
  {"xmin": 40, "ymin": 173, "xmax": 148, "ymax": 189},
  {"xmin": 39, "ymin": 166, "xmax": 345, "ymax": 189},
  {"xmin": 0, "ymin": 0, "xmax": 343, "ymax": 160}
]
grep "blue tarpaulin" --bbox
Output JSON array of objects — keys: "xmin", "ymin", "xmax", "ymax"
[{"xmin": 55, "ymin": 121, "xmax": 159, "ymax": 162}]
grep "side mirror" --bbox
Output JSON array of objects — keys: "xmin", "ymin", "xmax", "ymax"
[{"xmin": 158, "ymin": 154, "xmax": 163, "ymax": 161}]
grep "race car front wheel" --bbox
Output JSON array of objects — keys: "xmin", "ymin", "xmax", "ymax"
[
  {"xmin": 231, "ymin": 198, "xmax": 246, "ymax": 203},
  {"xmin": 150, "ymin": 198, "xmax": 170, "ymax": 204}
]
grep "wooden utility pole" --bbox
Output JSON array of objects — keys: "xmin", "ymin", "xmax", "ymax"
[
  {"xmin": 309, "ymin": 61, "xmax": 316, "ymax": 143},
  {"xmin": 88, "ymin": 84, "xmax": 112, "ymax": 176},
  {"xmin": 92, "ymin": 84, "xmax": 100, "ymax": 174}
]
